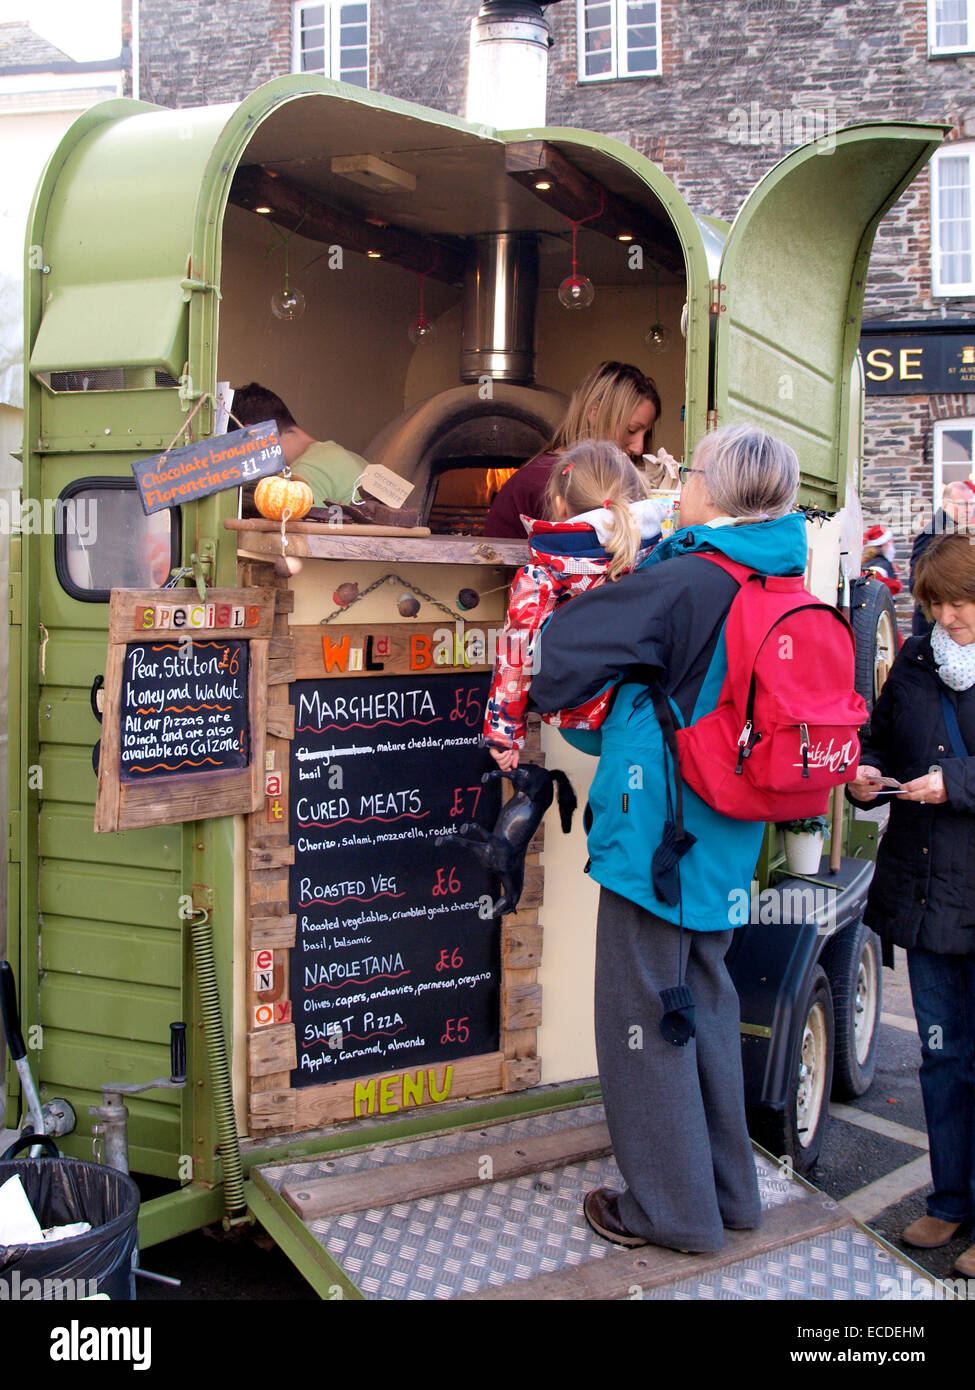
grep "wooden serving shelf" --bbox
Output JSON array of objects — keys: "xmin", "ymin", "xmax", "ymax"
[{"xmin": 225, "ymin": 518, "xmax": 530, "ymax": 566}]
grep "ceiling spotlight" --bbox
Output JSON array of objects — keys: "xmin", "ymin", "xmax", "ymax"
[
  {"xmin": 535, "ymin": 179, "xmax": 552, "ymax": 191},
  {"xmin": 367, "ymin": 250, "xmax": 382, "ymax": 258},
  {"xmin": 255, "ymin": 205, "xmax": 272, "ymax": 215},
  {"xmin": 617, "ymin": 233, "xmax": 633, "ymax": 242}
]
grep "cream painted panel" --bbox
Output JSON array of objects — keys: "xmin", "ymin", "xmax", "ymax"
[
  {"xmin": 804, "ymin": 515, "xmax": 842, "ymax": 605},
  {"xmin": 279, "ymin": 559, "xmax": 510, "ymax": 627},
  {"xmin": 534, "ymin": 286, "xmax": 687, "ymax": 463},
  {"xmin": 401, "ymin": 284, "xmax": 688, "ymax": 464},
  {"xmin": 233, "ymin": 814, "xmax": 248, "ymax": 1136},
  {"xmin": 218, "ymin": 206, "xmax": 460, "ymax": 455},
  {"xmin": 536, "ymin": 722, "xmax": 600, "ymax": 1085}
]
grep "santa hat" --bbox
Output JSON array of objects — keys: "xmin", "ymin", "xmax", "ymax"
[{"xmin": 863, "ymin": 524, "xmax": 894, "ymax": 547}]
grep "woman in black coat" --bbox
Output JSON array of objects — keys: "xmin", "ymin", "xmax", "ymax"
[{"xmin": 848, "ymin": 533, "xmax": 975, "ymax": 1278}]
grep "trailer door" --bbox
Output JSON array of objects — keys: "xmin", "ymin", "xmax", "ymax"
[{"xmin": 714, "ymin": 122, "xmax": 945, "ymax": 509}]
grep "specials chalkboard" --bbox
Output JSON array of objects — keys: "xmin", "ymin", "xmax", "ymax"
[
  {"xmin": 289, "ymin": 672, "xmax": 502, "ymax": 1086},
  {"xmin": 131, "ymin": 420, "xmax": 284, "ymax": 514},
  {"xmin": 94, "ymin": 587, "xmax": 273, "ymax": 833},
  {"xmin": 119, "ymin": 639, "xmax": 249, "ymax": 780}
]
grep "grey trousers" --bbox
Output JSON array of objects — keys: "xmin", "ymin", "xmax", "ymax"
[{"xmin": 594, "ymin": 886, "xmax": 761, "ymax": 1252}]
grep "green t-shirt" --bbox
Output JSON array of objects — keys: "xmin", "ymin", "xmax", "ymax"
[{"xmin": 291, "ymin": 440, "xmax": 367, "ymax": 506}]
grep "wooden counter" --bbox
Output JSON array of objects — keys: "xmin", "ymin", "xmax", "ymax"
[{"xmin": 225, "ymin": 519, "xmax": 529, "ymax": 567}]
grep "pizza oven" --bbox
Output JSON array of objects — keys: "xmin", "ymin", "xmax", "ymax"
[{"xmin": 365, "ymin": 231, "xmax": 567, "ymax": 534}]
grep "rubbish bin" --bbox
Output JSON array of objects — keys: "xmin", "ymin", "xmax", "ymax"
[{"xmin": 0, "ymin": 1137, "xmax": 140, "ymax": 1300}]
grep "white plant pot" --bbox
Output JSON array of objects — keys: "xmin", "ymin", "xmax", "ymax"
[{"xmin": 785, "ymin": 831, "xmax": 824, "ymax": 875}]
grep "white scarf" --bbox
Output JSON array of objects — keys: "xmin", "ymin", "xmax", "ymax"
[{"xmin": 931, "ymin": 621, "xmax": 975, "ymax": 691}]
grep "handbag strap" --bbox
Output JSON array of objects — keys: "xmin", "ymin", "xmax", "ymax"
[{"xmin": 940, "ymin": 689, "xmax": 972, "ymax": 758}]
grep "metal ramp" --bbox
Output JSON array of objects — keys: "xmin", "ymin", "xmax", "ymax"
[{"xmin": 248, "ymin": 1102, "xmax": 940, "ymax": 1300}]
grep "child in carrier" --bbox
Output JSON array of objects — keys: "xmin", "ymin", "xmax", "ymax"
[{"xmin": 484, "ymin": 439, "xmax": 672, "ymax": 769}]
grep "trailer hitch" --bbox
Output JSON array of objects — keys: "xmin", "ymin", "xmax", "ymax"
[
  {"xmin": 90, "ymin": 1023, "xmax": 188, "ymax": 1288},
  {"xmin": 90, "ymin": 1022, "xmax": 187, "ymax": 1176}
]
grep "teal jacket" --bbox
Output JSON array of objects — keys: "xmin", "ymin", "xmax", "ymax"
[{"xmin": 531, "ymin": 514, "xmax": 809, "ymax": 929}]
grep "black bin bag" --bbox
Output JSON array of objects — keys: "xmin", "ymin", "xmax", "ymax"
[{"xmin": 0, "ymin": 1143, "xmax": 140, "ymax": 1301}]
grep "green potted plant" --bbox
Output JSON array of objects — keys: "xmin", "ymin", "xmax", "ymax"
[{"xmin": 780, "ymin": 815, "xmax": 831, "ymax": 874}]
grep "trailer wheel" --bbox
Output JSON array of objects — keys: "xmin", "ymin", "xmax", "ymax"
[
  {"xmin": 850, "ymin": 577, "xmax": 898, "ymax": 714},
  {"xmin": 823, "ymin": 918, "xmax": 882, "ymax": 1100},
  {"xmin": 756, "ymin": 966, "xmax": 835, "ymax": 1175}
]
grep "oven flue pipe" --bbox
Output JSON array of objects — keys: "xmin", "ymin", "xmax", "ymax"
[{"xmin": 465, "ymin": 1, "xmax": 565, "ymax": 130}]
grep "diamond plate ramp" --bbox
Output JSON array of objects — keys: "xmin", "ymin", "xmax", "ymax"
[{"xmin": 251, "ymin": 1102, "xmax": 934, "ymax": 1300}]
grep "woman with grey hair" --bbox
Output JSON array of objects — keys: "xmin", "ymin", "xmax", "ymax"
[{"xmin": 530, "ymin": 424, "xmax": 806, "ymax": 1253}]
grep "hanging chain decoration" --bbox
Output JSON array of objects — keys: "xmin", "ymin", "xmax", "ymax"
[
  {"xmin": 558, "ymin": 186, "xmax": 605, "ymax": 310},
  {"xmin": 409, "ymin": 245, "xmax": 441, "ymax": 343},
  {"xmin": 320, "ymin": 572, "xmax": 461, "ymax": 625}
]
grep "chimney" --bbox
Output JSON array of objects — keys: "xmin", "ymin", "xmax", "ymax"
[
  {"xmin": 460, "ymin": 232, "xmax": 540, "ymax": 384},
  {"xmin": 465, "ymin": 1, "xmax": 561, "ymax": 130}
]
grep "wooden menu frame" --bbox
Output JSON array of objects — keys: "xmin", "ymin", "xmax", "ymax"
[
  {"xmin": 239, "ymin": 560, "xmax": 544, "ymax": 1137},
  {"xmin": 94, "ymin": 587, "xmax": 275, "ymax": 832}
]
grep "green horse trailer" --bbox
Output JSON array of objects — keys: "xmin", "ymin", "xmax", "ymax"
[{"xmin": 4, "ymin": 75, "xmax": 946, "ymax": 1299}]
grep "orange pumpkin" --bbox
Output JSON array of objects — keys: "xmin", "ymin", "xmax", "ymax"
[{"xmin": 254, "ymin": 473, "xmax": 315, "ymax": 521}]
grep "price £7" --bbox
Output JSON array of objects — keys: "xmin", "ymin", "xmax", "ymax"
[{"xmin": 440, "ymin": 1017, "xmax": 470, "ymax": 1045}]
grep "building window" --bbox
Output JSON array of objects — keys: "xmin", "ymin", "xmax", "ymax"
[
  {"xmin": 928, "ymin": 0, "xmax": 975, "ymax": 55},
  {"xmin": 932, "ymin": 146, "xmax": 975, "ymax": 296},
  {"xmin": 934, "ymin": 419, "xmax": 975, "ymax": 500},
  {"xmin": 578, "ymin": 1, "xmax": 660, "ymax": 81},
  {"xmin": 293, "ymin": 3, "xmax": 369, "ymax": 88}
]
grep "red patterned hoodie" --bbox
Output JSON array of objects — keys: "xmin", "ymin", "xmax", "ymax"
[{"xmin": 484, "ymin": 499, "xmax": 671, "ymax": 750}]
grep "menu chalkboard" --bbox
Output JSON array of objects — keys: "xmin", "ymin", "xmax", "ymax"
[
  {"xmin": 119, "ymin": 639, "xmax": 249, "ymax": 780},
  {"xmin": 288, "ymin": 673, "xmax": 502, "ymax": 1087}
]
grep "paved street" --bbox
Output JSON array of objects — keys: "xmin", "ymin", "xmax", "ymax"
[
  {"xmin": 3, "ymin": 941, "xmax": 963, "ymax": 1301},
  {"xmin": 814, "ymin": 950, "xmax": 970, "ymax": 1288},
  {"xmin": 125, "ymin": 947, "xmax": 967, "ymax": 1301}
]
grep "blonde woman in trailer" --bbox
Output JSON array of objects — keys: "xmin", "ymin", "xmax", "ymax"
[{"xmin": 484, "ymin": 360, "xmax": 673, "ymax": 538}]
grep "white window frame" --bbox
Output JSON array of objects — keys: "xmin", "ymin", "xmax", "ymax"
[
  {"xmin": 928, "ymin": 0, "xmax": 975, "ymax": 55},
  {"xmin": 931, "ymin": 144, "xmax": 975, "ymax": 297},
  {"xmin": 933, "ymin": 418, "xmax": 975, "ymax": 500},
  {"xmin": 577, "ymin": 0, "xmax": 662, "ymax": 82},
  {"xmin": 292, "ymin": 2, "xmax": 370, "ymax": 88}
]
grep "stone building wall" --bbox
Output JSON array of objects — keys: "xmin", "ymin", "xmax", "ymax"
[{"xmin": 139, "ymin": 0, "xmax": 292, "ymax": 108}]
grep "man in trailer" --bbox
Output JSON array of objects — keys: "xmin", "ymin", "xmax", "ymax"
[
  {"xmin": 909, "ymin": 478, "xmax": 975, "ymax": 635},
  {"xmin": 231, "ymin": 382, "xmax": 367, "ymax": 507}
]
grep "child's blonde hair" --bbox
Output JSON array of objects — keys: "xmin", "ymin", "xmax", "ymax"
[{"xmin": 544, "ymin": 440, "xmax": 647, "ymax": 580}]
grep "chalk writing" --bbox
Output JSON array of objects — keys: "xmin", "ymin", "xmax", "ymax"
[
  {"xmin": 119, "ymin": 641, "xmax": 248, "ymax": 779},
  {"xmin": 289, "ymin": 674, "xmax": 500, "ymax": 1085}
]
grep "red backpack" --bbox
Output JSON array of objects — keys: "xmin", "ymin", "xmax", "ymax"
[{"xmin": 675, "ymin": 554, "xmax": 868, "ymax": 821}]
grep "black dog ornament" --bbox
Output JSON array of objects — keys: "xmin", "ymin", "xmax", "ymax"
[{"xmin": 439, "ymin": 762, "xmax": 576, "ymax": 916}]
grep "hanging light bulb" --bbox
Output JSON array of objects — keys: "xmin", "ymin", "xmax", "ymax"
[
  {"xmin": 271, "ymin": 285, "xmax": 306, "ymax": 321},
  {"xmin": 558, "ymin": 192, "xmax": 604, "ymax": 313},
  {"xmin": 270, "ymin": 241, "xmax": 305, "ymax": 321},
  {"xmin": 408, "ymin": 317, "xmax": 437, "ymax": 344},
  {"xmin": 644, "ymin": 266, "xmax": 671, "ymax": 354},
  {"xmin": 558, "ymin": 274, "xmax": 596, "ymax": 310},
  {"xmin": 408, "ymin": 249, "xmax": 439, "ymax": 344},
  {"xmin": 644, "ymin": 321, "xmax": 672, "ymax": 354}
]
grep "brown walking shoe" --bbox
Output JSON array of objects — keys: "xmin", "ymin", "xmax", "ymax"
[
  {"xmin": 954, "ymin": 1245, "xmax": 975, "ymax": 1278},
  {"xmin": 901, "ymin": 1216, "xmax": 962, "ymax": 1249},
  {"xmin": 583, "ymin": 1188, "xmax": 650, "ymax": 1248}
]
